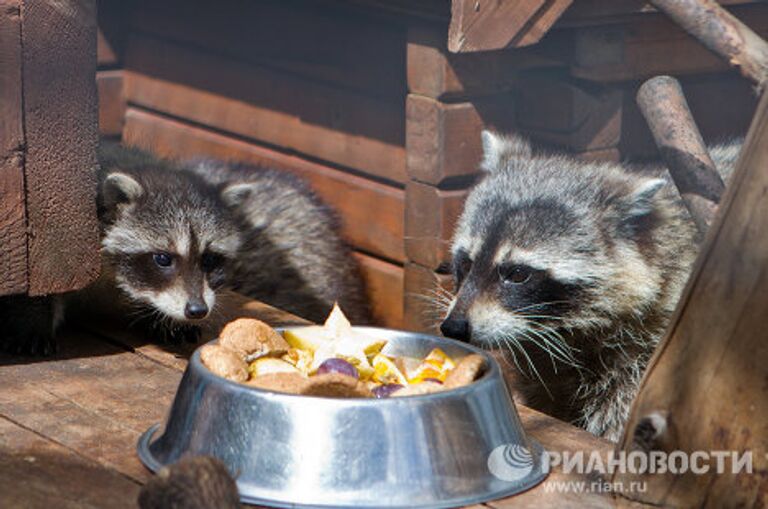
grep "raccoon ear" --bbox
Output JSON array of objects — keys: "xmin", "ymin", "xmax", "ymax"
[
  {"xmin": 102, "ymin": 172, "xmax": 143, "ymax": 208},
  {"xmin": 480, "ymin": 130, "xmax": 532, "ymax": 172},
  {"xmin": 221, "ymin": 183, "xmax": 254, "ymax": 208},
  {"xmin": 624, "ymin": 178, "xmax": 666, "ymax": 218}
]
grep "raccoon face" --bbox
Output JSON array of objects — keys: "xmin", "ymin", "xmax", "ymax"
[
  {"xmin": 100, "ymin": 171, "xmax": 242, "ymax": 323},
  {"xmin": 442, "ymin": 131, "xmax": 669, "ymax": 362}
]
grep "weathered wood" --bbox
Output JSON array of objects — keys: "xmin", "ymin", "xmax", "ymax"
[
  {"xmin": 0, "ymin": 0, "xmax": 27, "ymax": 297},
  {"xmin": 407, "ymin": 25, "xmax": 562, "ymax": 100},
  {"xmin": 124, "ymin": 34, "xmax": 406, "ymax": 184},
  {"xmin": 405, "ymin": 182, "xmax": 468, "ymax": 271},
  {"xmin": 559, "ymin": 0, "xmax": 758, "ymax": 26},
  {"xmin": 406, "ymin": 94, "xmax": 515, "ymax": 186},
  {"xmin": 21, "ymin": 0, "xmax": 101, "ymax": 295},
  {"xmin": 650, "ymin": 0, "xmax": 768, "ymax": 88},
  {"xmin": 129, "ymin": 0, "xmax": 406, "ymax": 100},
  {"xmin": 123, "ymin": 108, "xmax": 405, "ymax": 264},
  {"xmin": 97, "ymin": 70, "xmax": 125, "ymax": 137},
  {"xmin": 614, "ymin": 85, "xmax": 768, "ymax": 507},
  {"xmin": 403, "ymin": 262, "xmax": 453, "ymax": 334},
  {"xmin": 353, "ymin": 252, "xmax": 404, "ymax": 329},
  {"xmin": 448, "ymin": 0, "xmax": 573, "ymax": 52},
  {"xmin": 636, "ymin": 76, "xmax": 725, "ymax": 233}
]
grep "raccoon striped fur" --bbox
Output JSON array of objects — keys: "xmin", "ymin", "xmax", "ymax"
[{"xmin": 440, "ymin": 131, "xmax": 740, "ymax": 441}]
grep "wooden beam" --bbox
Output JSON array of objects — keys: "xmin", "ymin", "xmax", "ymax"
[
  {"xmin": 403, "ymin": 262, "xmax": 453, "ymax": 334},
  {"xmin": 0, "ymin": 0, "xmax": 27, "ymax": 297},
  {"xmin": 97, "ymin": 70, "xmax": 125, "ymax": 137},
  {"xmin": 613, "ymin": 85, "xmax": 768, "ymax": 507},
  {"xmin": 353, "ymin": 252, "xmax": 404, "ymax": 329}
]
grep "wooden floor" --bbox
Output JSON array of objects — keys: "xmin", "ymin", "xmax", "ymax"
[{"xmin": 0, "ymin": 293, "xmax": 646, "ymax": 508}]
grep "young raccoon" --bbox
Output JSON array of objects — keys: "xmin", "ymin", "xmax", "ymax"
[
  {"xmin": 440, "ymin": 131, "xmax": 738, "ymax": 441},
  {"xmin": 0, "ymin": 144, "xmax": 368, "ymax": 353}
]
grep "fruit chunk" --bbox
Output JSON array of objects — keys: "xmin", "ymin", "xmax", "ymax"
[
  {"xmin": 409, "ymin": 348, "xmax": 456, "ymax": 384},
  {"xmin": 316, "ymin": 358, "xmax": 359, "ymax": 379},
  {"xmin": 372, "ymin": 384, "xmax": 404, "ymax": 399},
  {"xmin": 200, "ymin": 345, "xmax": 248, "ymax": 383},
  {"xmin": 281, "ymin": 348, "xmax": 314, "ymax": 376},
  {"xmin": 283, "ymin": 326, "xmax": 331, "ymax": 352},
  {"xmin": 371, "ymin": 354, "xmax": 408, "ymax": 385},
  {"xmin": 248, "ymin": 357, "xmax": 301, "ymax": 378}
]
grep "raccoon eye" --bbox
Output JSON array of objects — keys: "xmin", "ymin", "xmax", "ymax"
[
  {"xmin": 499, "ymin": 264, "xmax": 532, "ymax": 285},
  {"xmin": 153, "ymin": 252, "xmax": 173, "ymax": 268},
  {"xmin": 201, "ymin": 252, "xmax": 225, "ymax": 272}
]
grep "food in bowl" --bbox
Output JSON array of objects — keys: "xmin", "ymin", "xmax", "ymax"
[{"xmin": 200, "ymin": 304, "xmax": 485, "ymax": 398}]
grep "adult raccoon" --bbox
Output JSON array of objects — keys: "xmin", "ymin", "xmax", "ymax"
[
  {"xmin": 440, "ymin": 131, "xmax": 739, "ymax": 440},
  {"xmin": 0, "ymin": 144, "xmax": 368, "ymax": 353}
]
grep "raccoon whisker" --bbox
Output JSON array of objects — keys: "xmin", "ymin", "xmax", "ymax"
[
  {"xmin": 511, "ymin": 301, "xmax": 569, "ymax": 314},
  {"xmin": 503, "ymin": 332, "xmax": 553, "ymax": 399},
  {"xmin": 494, "ymin": 336, "xmax": 526, "ymax": 376}
]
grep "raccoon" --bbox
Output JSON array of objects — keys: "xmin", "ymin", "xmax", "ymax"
[
  {"xmin": 0, "ymin": 143, "xmax": 368, "ymax": 353},
  {"xmin": 439, "ymin": 131, "xmax": 739, "ymax": 441}
]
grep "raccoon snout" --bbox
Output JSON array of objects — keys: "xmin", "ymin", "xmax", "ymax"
[
  {"xmin": 184, "ymin": 299, "xmax": 209, "ymax": 320},
  {"xmin": 440, "ymin": 317, "xmax": 471, "ymax": 342}
]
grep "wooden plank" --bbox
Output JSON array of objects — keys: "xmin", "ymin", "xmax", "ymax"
[
  {"xmin": 516, "ymin": 71, "xmax": 624, "ymax": 151},
  {"xmin": 406, "ymin": 94, "xmax": 515, "ymax": 186},
  {"xmin": 0, "ymin": 416, "xmax": 140, "ymax": 509},
  {"xmin": 98, "ymin": 70, "xmax": 125, "ymax": 137},
  {"xmin": 353, "ymin": 252, "xmax": 404, "ymax": 329},
  {"xmin": 405, "ymin": 182, "xmax": 468, "ymax": 271},
  {"xmin": 0, "ymin": 0, "xmax": 27, "ymax": 297},
  {"xmin": 123, "ymin": 108, "xmax": 405, "ymax": 263},
  {"xmin": 558, "ymin": 0, "xmax": 759, "ymax": 26},
  {"xmin": 613, "ymin": 82, "xmax": 768, "ymax": 508},
  {"xmin": 448, "ymin": 0, "xmax": 573, "ymax": 52},
  {"xmin": 21, "ymin": 0, "xmax": 101, "ymax": 295},
  {"xmin": 403, "ymin": 262, "xmax": 453, "ymax": 334},
  {"xmin": 124, "ymin": 34, "xmax": 406, "ymax": 184},
  {"xmin": 407, "ymin": 25, "xmax": 563, "ymax": 100},
  {"xmin": 570, "ymin": 4, "xmax": 768, "ymax": 82},
  {"xmin": 129, "ymin": 0, "xmax": 406, "ymax": 100}
]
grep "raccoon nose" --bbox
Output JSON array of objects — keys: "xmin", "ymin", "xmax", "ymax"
[
  {"xmin": 184, "ymin": 300, "xmax": 209, "ymax": 320},
  {"xmin": 440, "ymin": 318, "xmax": 471, "ymax": 342}
]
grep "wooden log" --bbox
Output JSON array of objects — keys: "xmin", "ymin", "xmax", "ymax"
[
  {"xmin": 353, "ymin": 252, "xmax": 404, "ymax": 329},
  {"xmin": 128, "ymin": 0, "xmax": 406, "ymax": 100},
  {"xmin": 448, "ymin": 0, "xmax": 573, "ymax": 52},
  {"xmin": 123, "ymin": 108, "xmax": 405, "ymax": 263},
  {"xmin": 405, "ymin": 181, "xmax": 468, "ymax": 271},
  {"xmin": 613, "ymin": 85, "xmax": 768, "ymax": 508},
  {"xmin": 406, "ymin": 94, "xmax": 515, "ymax": 186},
  {"xmin": 571, "ymin": 5, "xmax": 768, "ymax": 82},
  {"xmin": 124, "ymin": 34, "xmax": 406, "ymax": 184},
  {"xmin": 403, "ymin": 262, "xmax": 453, "ymax": 334},
  {"xmin": 650, "ymin": 0, "xmax": 768, "ymax": 88},
  {"xmin": 0, "ymin": 0, "xmax": 27, "ymax": 297},
  {"xmin": 636, "ymin": 76, "xmax": 725, "ymax": 233},
  {"xmin": 20, "ymin": 0, "xmax": 101, "ymax": 295},
  {"xmin": 97, "ymin": 70, "xmax": 125, "ymax": 137}
]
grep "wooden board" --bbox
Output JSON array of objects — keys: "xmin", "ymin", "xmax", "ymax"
[
  {"xmin": 21, "ymin": 0, "xmax": 101, "ymax": 295},
  {"xmin": 406, "ymin": 94, "xmax": 515, "ymax": 186},
  {"xmin": 354, "ymin": 252, "xmax": 404, "ymax": 329},
  {"xmin": 97, "ymin": 70, "xmax": 125, "ymax": 137},
  {"xmin": 570, "ymin": 4, "xmax": 768, "ymax": 82},
  {"xmin": 128, "ymin": 0, "xmax": 406, "ymax": 100},
  {"xmin": 407, "ymin": 25, "xmax": 563, "ymax": 100},
  {"xmin": 448, "ymin": 0, "xmax": 573, "ymax": 52},
  {"xmin": 123, "ymin": 108, "xmax": 405, "ymax": 263},
  {"xmin": 124, "ymin": 34, "xmax": 406, "ymax": 184},
  {"xmin": 405, "ymin": 181, "xmax": 468, "ymax": 271},
  {"xmin": 403, "ymin": 262, "xmax": 453, "ymax": 334},
  {"xmin": 0, "ymin": 0, "xmax": 27, "ymax": 297},
  {"xmin": 558, "ymin": 0, "xmax": 759, "ymax": 26}
]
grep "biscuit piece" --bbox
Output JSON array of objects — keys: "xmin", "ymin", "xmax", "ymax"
[
  {"xmin": 301, "ymin": 373, "xmax": 373, "ymax": 398},
  {"xmin": 246, "ymin": 372, "xmax": 309, "ymax": 394},
  {"xmin": 444, "ymin": 354, "xmax": 485, "ymax": 389},
  {"xmin": 200, "ymin": 344, "xmax": 248, "ymax": 383},
  {"xmin": 392, "ymin": 381, "xmax": 446, "ymax": 397},
  {"xmin": 219, "ymin": 318, "xmax": 289, "ymax": 358}
]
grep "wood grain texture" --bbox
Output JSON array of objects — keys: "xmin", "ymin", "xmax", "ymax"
[
  {"xmin": 97, "ymin": 70, "xmax": 125, "ymax": 137},
  {"xmin": 405, "ymin": 182, "xmax": 468, "ymax": 271},
  {"xmin": 448, "ymin": 0, "xmax": 573, "ymax": 52},
  {"xmin": 406, "ymin": 94, "xmax": 515, "ymax": 186},
  {"xmin": 0, "ymin": 0, "xmax": 27, "ymax": 296},
  {"xmin": 403, "ymin": 262, "xmax": 453, "ymax": 334},
  {"xmin": 123, "ymin": 108, "xmax": 405, "ymax": 263},
  {"xmin": 613, "ymin": 87, "xmax": 768, "ymax": 508},
  {"xmin": 124, "ymin": 34, "xmax": 406, "ymax": 184},
  {"xmin": 21, "ymin": 0, "xmax": 101, "ymax": 295}
]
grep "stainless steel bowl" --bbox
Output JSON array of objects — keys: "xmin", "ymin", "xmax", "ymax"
[{"xmin": 137, "ymin": 327, "xmax": 548, "ymax": 508}]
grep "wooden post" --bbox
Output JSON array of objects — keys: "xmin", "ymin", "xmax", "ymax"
[{"xmin": 613, "ymin": 85, "xmax": 768, "ymax": 508}]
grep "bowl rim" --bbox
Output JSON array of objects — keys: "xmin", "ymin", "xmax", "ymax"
[{"xmin": 193, "ymin": 326, "xmax": 503, "ymax": 403}]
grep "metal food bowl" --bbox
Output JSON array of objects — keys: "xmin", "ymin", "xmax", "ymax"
[{"xmin": 137, "ymin": 327, "xmax": 548, "ymax": 508}]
